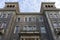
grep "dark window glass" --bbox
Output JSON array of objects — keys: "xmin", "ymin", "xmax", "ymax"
[
  {"xmin": 18, "ymin": 18, "xmax": 20, "ymax": 22},
  {"xmin": 45, "ymin": 5, "xmax": 47, "ymax": 7},
  {"xmin": 40, "ymin": 26, "xmax": 46, "ymax": 33},
  {"xmin": 25, "ymin": 17, "xmax": 27, "ymax": 22},
  {"xmin": 7, "ymin": 5, "xmax": 9, "ymax": 7},
  {"xmin": 48, "ymin": 5, "xmax": 50, "ymax": 7},
  {"xmin": 29, "ymin": 17, "xmax": 31, "ymax": 21},
  {"xmin": 14, "ymin": 26, "xmax": 20, "ymax": 33},
  {"xmin": 13, "ymin": 5, "xmax": 15, "ymax": 8},
  {"xmin": 51, "ymin": 5, "xmax": 53, "ymax": 7}
]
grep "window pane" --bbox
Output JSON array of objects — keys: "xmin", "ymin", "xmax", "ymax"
[
  {"xmin": 3, "ymin": 14, "xmax": 8, "ymax": 18},
  {"xmin": 29, "ymin": 17, "xmax": 31, "ymax": 21},
  {"xmin": 28, "ymin": 26, "xmax": 32, "ymax": 31},
  {"xmin": 49, "ymin": 13, "xmax": 53, "ymax": 18},
  {"xmin": 17, "ymin": 18, "xmax": 20, "ymax": 22},
  {"xmin": 40, "ymin": 26, "xmax": 46, "ymax": 33},
  {"xmin": 33, "ymin": 26, "xmax": 36, "ymax": 30},
  {"xmin": 23, "ymin": 26, "xmax": 27, "ymax": 30},
  {"xmin": 14, "ymin": 26, "xmax": 20, "ymax": 33},
  {"xmin": 25, "ymin": 17, "xmax": 27, "ymax": 22},
  {"xmin": 39, "ymin": 17, "xmax": 43, "ymax": 22},
  {"xmin": 32, "ymin": 17, "xmax": 36, "ymax": 21},
  {"xmin": 0, "ymin": 12, "xmax": 2, "ymax": 18}
]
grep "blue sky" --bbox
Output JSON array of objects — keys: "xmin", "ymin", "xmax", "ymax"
[{"xmin": 0, "ymin": 0, "xmax": 60, "ymax": 12}]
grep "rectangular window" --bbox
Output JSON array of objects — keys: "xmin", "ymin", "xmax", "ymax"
[
  {"xmin": 33, "ymin": 26, "xmax": 36, "ymax": 30},
  {"xmin": 40, "ymin": 26, "xmax": 46, "ymax": 33},
  {"xmin": 29, "ymin": 17, "xmax": 31, "ymax": 22},
  {"xmin": 3, "ymin": 14, "xmax": 8, "ymax": 18},
  {"xmin": 53, "ymin": 14, "xmax": 58, "ymax": 18},
  {"xmin": 14, "ymin": 26, "xmax": 20, "ymax": 33},
  {"xmin": 52, "ymin": 21, "xmax": 58, "ymax": 28},
  {"xmin": 32, "ymin": 17, "xmax": 36, "ymax": 21},
  {"xmin": 28, "ymin": 26, "xmax": 32, "ymax": 31},
  {"xmin": 23, "ymin": 26, "xmax": 27, "ymax": 30},
  {"xmin": 39, "ymin": 17, "xmax": 43, "ymax": 22},
  {"xmin": 1, "ymin": 22, "xmax": 6, "ymax": 28},
  {"xmin": 0, "ymin": 12, "xmax": 2, "ymax": 18},
  {"xmin": 17, "ymin": 18, "xmax": 20, "ymax": 22},
  {"xmin": 49, "ymin": 13, "xmax": 53, "ymax": 18},
  {"xmin": 25, "ymin": 17, "xmax": 27, "ymax": 22}
]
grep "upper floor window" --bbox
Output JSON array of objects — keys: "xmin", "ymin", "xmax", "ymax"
[
  {"xmin": 25, "ymin": 17, "xmax": 27, "ymax": 22},
  {"xmin": 3, "ymin": 14, "xmax": 8, "ymax": 18},
  {"xmin": 16, "ymin": 17, "xmax": 20, "ymax": 22},
  {"xmin": 29, "ymin": 17, "xmax": 31, "ymax": 22},
  {"xmin": 32, "ymin": 17, "xmax": 36, "ymax": 21},
  {"xmin": 39, "ymin": 16, "xmax": 43, "ymax": 22},
  {"xmin": 24, "ymin": 17, "xmax": 36, "ymax": 22},
  {"xmin": 23, "ymin": 26, "xmax": 27, "ymax": 30},
  {"xmin": 53, "ymin": 14, "xmax": 58, "ymax": 18},
  {"xmin": 14, "ymin": 26, "xmax": 20, "ymax": 34},
  {"xmin": 33, "ymin": 26, "xmax": 36, "ymax": 30},
  {"xmin": 23, "ymin": 25, "xmax": 36, "ymax": 31},
  {"xmin": 48, "ymin": 12, "xmax": 58, "ymax": 18},
  {"xmin": 0, "ymin": 12, "xmax": 2, "ymax": 18},
  {"xmin": 24, "ymin": 17, "xmax": 32, "ymax": 22},
  {"xmin": 52, "ymin": 21, "xmax": 58, "ymax": 28},
  {"xmin": 1, "ymin": 22, "xmax": 7, "ymax": 29},
  {"xmin": 40, "ymin": 26, "xmax": 46, "ymax": 33}
]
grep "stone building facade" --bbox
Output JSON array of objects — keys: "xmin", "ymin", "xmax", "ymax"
[{"xmin": 0, "ymin": 2, "xmax": 60, "ymax": 40}]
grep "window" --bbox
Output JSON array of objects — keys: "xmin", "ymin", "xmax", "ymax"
[
  {"xmin": 48, "ymin": 5, "xmax": 50, "ymax": 7},
  {"xmin": 10, "ymin": 5, "xmax": 12, "ymax": 7},
  {"xmin": 49, "ymin": 13, "xmax": 53, "ymax": 18},
  {"xmin": 13, "ymin": 5, "xmax": 15, "ymax": 8},
  {"xmin": 39, "ymin": 17, "xmax": 43, "ymax": 22},
  {"xmin": 28, "ymin": 26, "xmax": 32, "ymax": 31},
  {"xmin": 40, "ymin": 26, "xmax": 46, "ymax": 33},
  {"xmin": 3, "ymin": 14, "xmax": 8, "ymax": 18},
  {"xmin": 1, "ymin": 22, "xmax": 7, "ymax": 28},
  {"xmin": 53, "ymin": 14, "xmax": 57, "ymax": 18},
  {"xmin": 14, "ymin": 26, "xmax": 20, "ymax": 33},
  {"xmin": 29, "ymin": 17, "xmax": 31, "ymax": 22},
  {"xmin": 53, "ymin": 23, "xmax": 58, "ymax": 28},
  {"xmin": 45, "ymin": 5, "xmax": 47, "ymax": 7},
  {"xmin": 51, "ymin": 5, "xmax": 53, "ymax": 7},
  {"xmin": 33, "ymin": 26, "xmax": 36, "ymax": 30},
  {"xmin": 7, "ymin": 5, "xmax": 9, "ymax": 7},
  {"xmin": 0, "ymin": 35, "xmax": 2, "ymax": 40},
  {"xmin": 17, "ymin": 18, "xmax": 20, "ymax": 22},
  {"xmin": 32, "ymin": 17, "xmax": 36, "ymax": 21},
  {"xmin": 23, "ymin": 26, "xmax": 27, "ymax": 30},
  {"xmin": 23, "ymin": 25, "xmax": 37, "ymax": 31},
  {"xmin": 0, "ymin": 12, "xmax": 2, "ymax": 18},
  {"xmin": 59, "ymin": 22, "xmax": 60, "ymax": 26},
  {"xmin": 25, "ymin": 17, "xmax": 27, "ymax": 22}
]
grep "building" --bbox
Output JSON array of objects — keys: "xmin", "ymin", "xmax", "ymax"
[{"xmin": 0, "ymin": 2, "xmax": 60, "ymax": 40}]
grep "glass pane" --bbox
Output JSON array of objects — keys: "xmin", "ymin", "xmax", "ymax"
[
  {"xmin": 14, "ymin": 26, "xmax": 20, "ymax": 33},
  {"xmin": 29, "ymin": 17, "xmax": 31, "ymax": 21},
  {"xmin": 40, "ymin": 26, "xmax": 46, "ymax": 33},
  {"xmin": 25, "ymin": 17, "xmax": 27, "ymax": 22}
]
